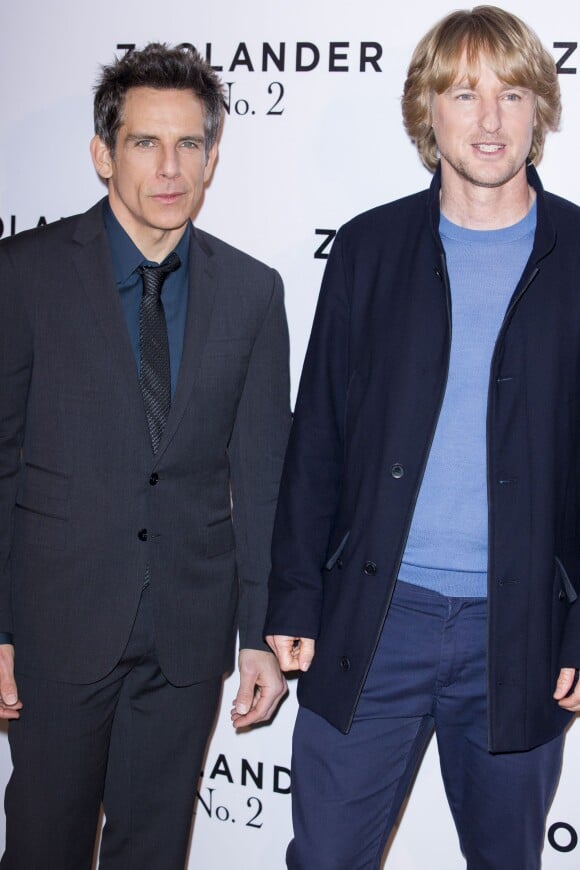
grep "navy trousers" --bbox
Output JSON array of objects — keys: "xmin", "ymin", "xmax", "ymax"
[
  {"xmin": 288, "ymin": 581, "xmax": 564, "ymax": 870},
  {"xmin": 2, "ymin": 586, "xmax": 222, "ymax": 870}
]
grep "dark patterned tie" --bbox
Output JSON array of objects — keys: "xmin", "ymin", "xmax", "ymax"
[{"xmin": 138, "ymin": 252, "xmax": 180, "ymax": 453}]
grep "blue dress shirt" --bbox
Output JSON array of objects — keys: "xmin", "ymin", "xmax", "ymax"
[{"xmin": 103, "ymin": 200, "xmax": 190, "ymax": 398}]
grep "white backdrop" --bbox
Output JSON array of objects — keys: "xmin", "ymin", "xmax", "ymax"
[{"xmin": 1, "ymin": 1, "xmax": 580, "ymax": 867}]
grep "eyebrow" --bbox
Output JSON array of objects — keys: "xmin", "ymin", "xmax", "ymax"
[
  {"xmin": 446, "ymin": 81, "xmax": 530, "ymax": 92},
  {"xmin": 125, "ymin": 133, "xmax": 206, "ymax": 144}
]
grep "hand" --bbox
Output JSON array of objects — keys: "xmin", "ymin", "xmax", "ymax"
[
  {"xmin": 0, "ymin": 644, "xmax": 22, "ymax": 720},
  {"xmin": 230, "ymin": 649, "xmax": 287, "ymax": 729},
  {"xmin": 266, "ymin": 635, "xmax": 316, "ymax": 673},
  {"xmin": 553, "ymin": 667, "xmax": 580, "ymax": 712}
]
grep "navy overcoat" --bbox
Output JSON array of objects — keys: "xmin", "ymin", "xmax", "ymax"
[{"xmin": 266, "ymin": 165, "xmax": 579, "ymax": 752}]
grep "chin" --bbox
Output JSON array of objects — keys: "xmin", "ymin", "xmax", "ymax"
[
  {"xmin": 475, "ymin": 171, "xmax": 519, "ymax": 189},
  {"xmin": 457, "ymin": 161, "xmax": 521, "ymax": 190},
  {"xmin": 148, "ymin": 211, "xmax": 191, "ymax": 230}
]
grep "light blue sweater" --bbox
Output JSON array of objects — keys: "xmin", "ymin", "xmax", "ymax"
[{"xmin": 398, "ymin": 202, "xmax": 536, "ymax": 597}]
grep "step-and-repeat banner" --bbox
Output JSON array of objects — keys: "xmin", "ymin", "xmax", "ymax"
[{"xmin": 1, "ymin": 1, "xmax": 579, "ymax": 866}]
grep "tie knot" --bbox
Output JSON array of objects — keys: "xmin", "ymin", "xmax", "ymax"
[{"xmin": 138, "ymin": 251, "xmax": 181, "ymax": 296}]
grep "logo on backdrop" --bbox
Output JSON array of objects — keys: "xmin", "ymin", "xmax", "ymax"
[
  {"xmin": 0, "ymin": 215, "xmax": 48, "ymax": 239},
  {"xmin": 314, "ymin": 229, "xmax": 337, "ymax": 260},
  {"xmin": 118, "ymin": 41, "xmax": 383, "ymax": 73},
  {"xmin": 117, "ymin": 41, "xmax": 383, "ymax": 118},
  {"xmin": 195, "ymin": 752, "xmax": 290, "ymax": 830},
  {"xmin": 554, "ymin": 42, "xmax": 577, "ymax": 74},
  {"xmin": 548, "ymin": 821, "xmax": 578, "ymax": 853}
]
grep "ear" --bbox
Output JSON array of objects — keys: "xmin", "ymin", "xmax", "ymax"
[
  {"xmin": 203, "ymin": 142, "xmax": 219, "ymax": 184},
  {"xmin": 90, "ymin": 135, "xmax": 114, "ymax": 181}
]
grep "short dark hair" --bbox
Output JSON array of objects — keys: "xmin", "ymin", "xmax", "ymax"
[
  {"xmin": 93, "ymin": 43, "xmax": 224, "ymax": 155},
  {"xmin": 402, "ymin": 5, "xmax": 560, "ymax": 171}
]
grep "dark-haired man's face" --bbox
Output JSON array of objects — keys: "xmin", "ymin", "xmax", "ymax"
[{"xmin": 91, "ymin": 87, "xmax": 217, "ymax": 260}]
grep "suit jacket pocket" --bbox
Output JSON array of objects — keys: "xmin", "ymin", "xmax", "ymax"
[
  {"xmin": 206, "ymin": 517, "xmax": 236, "ymax": 558},
  {"xmin": 203, "ymin": 338, "xmax": 253, "ymax": 358},
  {"xmin": 16, "ymin": 466, "xmax": 69, "ymax": 521},
  {"xmin": 13, "ymin": 505, "xmax": 68, "ymax": 551},
  {"xmin": 14, "ymin": 463, "xmax": 70, "ymax": 550}
]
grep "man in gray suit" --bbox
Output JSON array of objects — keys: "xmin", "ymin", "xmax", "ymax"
[{"xmin": 0, "ymin": 43, "xmax": 290, "ymax": 869}]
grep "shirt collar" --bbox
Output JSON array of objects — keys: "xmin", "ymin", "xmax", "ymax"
[{"xmin": 103, "ymin": 198, "xmax": 191, "ymax": 284}]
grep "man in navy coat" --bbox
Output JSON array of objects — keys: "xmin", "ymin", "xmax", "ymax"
[
  {"xmin": 0, "ymin": 44, "xmax": 290, "ymax": 868},
  {"xmin": 266, "ymin": 7, "xmax": 580, "ymax": 868}
]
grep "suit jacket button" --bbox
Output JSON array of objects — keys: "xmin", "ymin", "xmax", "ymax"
[
  {"xmin": 149, "ymin": 473, "xmax": 159, "ymax": 486},
  {"xmin": 336, "ymin": 558, "xmax": 344, "ymax": 569},
  {"xmin": 340, "ymin": 656, "xmax": 350, "ymax": 671},
  {"xmin": 363, "ymin": 561, "xmax": 377, "ymax": 576},
  {"xmin": 391, "ymin": 463, "xmax": 404, "ymax": 479},
  {"xmin": 558, "ymin": 589, "xmax": 566, "ymax": 601},
  {"xmin": 138, "ymin": 528, "xmax": 148, "ymax": 542}
]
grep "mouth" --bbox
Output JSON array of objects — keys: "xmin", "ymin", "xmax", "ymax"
[
  {"xmin": 472, "ymin": 143, "xmax": 505, "ymax": 154},
  {"xmin": 151, "ymin": 193, "xmax": 186, "ymax": 204}
]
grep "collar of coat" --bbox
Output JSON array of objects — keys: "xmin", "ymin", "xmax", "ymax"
[{"xmin": 428, "ymin": 162, "xmax": 557, "ymax": 266}]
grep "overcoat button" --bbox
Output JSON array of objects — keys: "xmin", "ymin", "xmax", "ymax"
[
  {"xmin": 558, "ymin": 590, "xmax": 566, "ymax": 601},
  {"xmin": 138, "ymin": 528, "xmax": 148, "ymax": 541},
  {"xmin": 340, "ymin": 656, "xmax": 350, "ymax": 671},
  {"xmin": 336, "ymin": 558, "xmax": 343, "ymax": 569},
  {"xmin": 391, "ymin": 463, "xmax": 404, "ymax": 479},
  {"xmin": 363, "ymin": 561, "xmax": 377, "ymax": 576}
]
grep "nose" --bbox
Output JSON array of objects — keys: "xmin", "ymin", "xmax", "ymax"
[
  {"xmin": 158, "ymin": 145, "xmax": 181, "ymax": 179},
  {"xmin": 479, "ymin": 97, "xmax": 501, "ymax": 134}
]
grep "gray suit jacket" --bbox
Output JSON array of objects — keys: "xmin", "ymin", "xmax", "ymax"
[{"xmin": 0, "ymin": 199, "xmax": 291, "ymax": 685}]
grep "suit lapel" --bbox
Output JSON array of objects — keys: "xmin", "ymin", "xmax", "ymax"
[
  {"xmin": 71, "ymin": 199, "xmax": 149, "ymax": 429},
  {"xmin": 154, "ymin": 226, "xmax": 217, "ymax": 461}
]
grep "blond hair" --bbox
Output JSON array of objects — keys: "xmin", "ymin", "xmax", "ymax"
[{"xmin": 402, "ymin": 5, "xmax": 561, "ymax": 171}]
